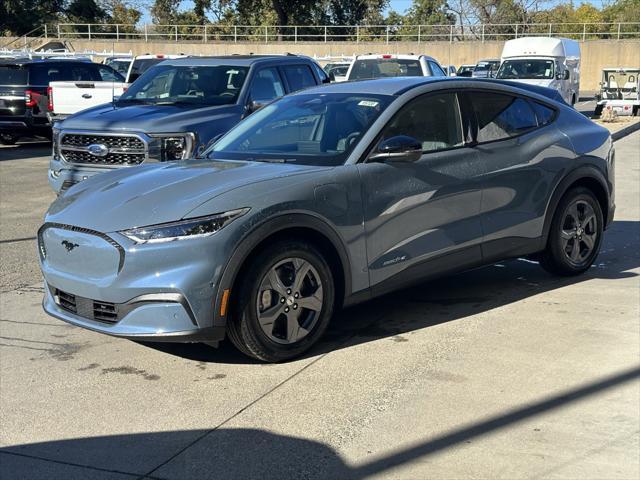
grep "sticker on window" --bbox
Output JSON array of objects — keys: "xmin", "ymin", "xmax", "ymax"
[{"xmin": 358, "ymin": 100, "xmax": 379, "ymax": 107}]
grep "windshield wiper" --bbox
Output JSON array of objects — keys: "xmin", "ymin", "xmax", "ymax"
[{"xmin": 249, "ymin": 158, "xmax": 295, "ymax": 163}]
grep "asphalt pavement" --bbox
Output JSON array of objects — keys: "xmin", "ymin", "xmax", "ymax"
[{"xmin": 0, "ymin": 132, "xmax": 638, "ymax": 479}]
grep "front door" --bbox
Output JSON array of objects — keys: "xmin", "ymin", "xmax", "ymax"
[{"xmin": 357, "ymin": 91, "xmax": 485, "ymax": 292}]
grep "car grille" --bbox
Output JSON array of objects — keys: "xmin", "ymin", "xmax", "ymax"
[
  {"xmin": 54, "ymin": 288, "xmax": 120, "ymax": 324},
  {"xmin": 60, "ymin": 133, "xmax": 146, "ymax": 166}
]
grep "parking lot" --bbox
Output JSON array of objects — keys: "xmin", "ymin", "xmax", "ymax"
[{"xmin": 0, "ymin": 125, "xmax": 638, "ymax": 479}]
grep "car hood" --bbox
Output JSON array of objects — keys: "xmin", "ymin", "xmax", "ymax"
[
  {"xmin": 59, "ymin": 103, "xmax": 241, "ymax": 133},
  {"xmin": 46, "ymin": 159, "xmax": 323, "ymax": 232}
]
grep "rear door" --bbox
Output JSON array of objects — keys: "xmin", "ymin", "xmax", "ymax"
[
  {"xmin": 0, "ymin": 65, "xmax": 28, "ymax": 122},
  {"xmin": 464, "ymin": 90, "xmax": 573, "ymax": 260}
]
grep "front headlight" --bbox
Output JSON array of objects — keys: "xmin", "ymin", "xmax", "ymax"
[
  {"xmin": 119, "ymin": 208, "xmax": 249, "ymax": 244},
  {"xmin": 149, "ymin": 133, "xmax": 196, "ymax": 161},
  {"xmin": 52, "ymin": 127, "xmax": 60, "ymax": 160}
]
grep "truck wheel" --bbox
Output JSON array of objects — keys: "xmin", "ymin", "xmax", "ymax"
[
  {"xmin": 540, "ymin": 187, "xmax": 603, "ymax": 276},
  {"xmin": 228, "ymin": 240, "xmax": 335, "ymax": 362},
  {"xmin": 0, "ymin": 133, "xmax": 19, "ymax": 145},
  {"xmin": 593, "ymin": 105, "xmax": 603, "ymax": 118}
]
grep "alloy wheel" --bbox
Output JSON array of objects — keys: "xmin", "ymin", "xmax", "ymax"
[
  {"xmin": 256, "ymin": 257, "xmax": 324, "ymax": 345},
  {"xmin": 560, "ymin": 200, "xmax": 598, "ymax": 265}
]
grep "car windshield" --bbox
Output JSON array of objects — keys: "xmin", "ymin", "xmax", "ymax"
[
  {"xmin": 108, "ymin": 60, "xmax": 131, "ymax": 76},
  {"xmin": 0, "ymin": 65, "xmax": 28, "ymax": 85},
  {"xmin": 475, "ymin": 61, "xmax": 498, "ymax": 71},
  {"xmin": 497, "ymin": 60, "xmax": 555, "ymax": 80},
  {"xmin": 349, "ymin": 59, "xmax": 423, "ymax": 80},
  {"xmin": 118, "ymin": 65, "xmax": 248, "ymax": 106},
  {"xmin": 208, "ymin": 93, "xmax": 393, "ymax": 166}
]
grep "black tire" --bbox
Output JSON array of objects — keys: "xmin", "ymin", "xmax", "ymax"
[
  {"xmin": 593, "ymin": 104, "xmax": 603, "ymax": 118},
  {"xmin": 0, "ymin": 133, "xmax": 19, "ymax": 145},
  {"xmin": 227, "ymin": 240, "xmax": 335, "ymax": 362},
  {"xmin": 540, "ymin": 187, "xmax": 603, "ymax": 276}
]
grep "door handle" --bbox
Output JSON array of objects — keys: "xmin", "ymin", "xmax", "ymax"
[{"xmin": 82, "ymin": 94, "xmax": 92, "ymax": 99}]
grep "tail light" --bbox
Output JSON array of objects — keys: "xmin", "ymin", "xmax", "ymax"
[
  {"xmin": 24, "ymin": 90, "xmax": 37, "ymax": 107},
  {"xmin": 382, "ymin": 54, "xmax": 393, "ymax": 59},
  {"xmin": 47, "ymin": 86, "xmax": 54, "ymax": 112}
]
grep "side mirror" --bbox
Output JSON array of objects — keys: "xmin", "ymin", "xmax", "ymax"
[
  {"xmin": 328, "ymin": 72, "xmax": 336, "ymax": 83},
  {"xmin": 563, "ymin": 70, "xmax": 570, "ymax": 80},
  {"xmin": 245, "ymin": 100, "xmax": 266, "ymax": 115},
  {"xmin": 369, "ymin": 135, "xmax": 423, "ymax": 163}
]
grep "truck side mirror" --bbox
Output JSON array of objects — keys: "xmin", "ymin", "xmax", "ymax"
[{"xmin": 563, "ymin": 70, "xmax": 570, "ymax": 80}]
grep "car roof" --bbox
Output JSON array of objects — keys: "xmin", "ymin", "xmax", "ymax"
[
  {"xmin": 0, "ymin": 58, "xmax": 95, "ymax": 66},
  {"xmin": 161, "ymin": 55, "xmax": 314, "ymax": 67},
  {"xmin": 355, "ymin": 54, "xmax": 438, "ymax": 62},
  {"xmin": 291, "ymin": 76, "xmax": 566, "ymax": 104}
]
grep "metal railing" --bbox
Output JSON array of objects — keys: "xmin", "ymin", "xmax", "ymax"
[{"xmin": 51, "ymin": 22, "xmax": 640, "ymax": 43}]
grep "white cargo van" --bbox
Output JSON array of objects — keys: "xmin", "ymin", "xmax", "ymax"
[{"xmin": 496, "ymin": 37, "xmax": 580, "ymax": 106}]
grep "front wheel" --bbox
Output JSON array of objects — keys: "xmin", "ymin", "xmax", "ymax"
[
  {"xmin": 0, "ymin": 133, "xmax": 19, "ymax": 145},
  {"xmin": 540, "ymin": 187, "xmax": 603, "ymax": 276},
  {"xmin": 228, "ymin": 241, "xmax": 335, "ymax": 362}
]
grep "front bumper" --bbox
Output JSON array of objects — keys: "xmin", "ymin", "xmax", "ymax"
[
  {"xmin": 49, "ymin": 157, "xmax": 117, "ymax": 193},
  {"xmin": 43, "ymin": 284, "xmax": 225, "ymax": 343},
  {"xmin": 39, "ymin": 222, "xmax": 232, "ymax": 343}
]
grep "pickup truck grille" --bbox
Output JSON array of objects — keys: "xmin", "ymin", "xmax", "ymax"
[{"xmin": 60, "ymin": 133, "xmax": 146, "ymax": 166}]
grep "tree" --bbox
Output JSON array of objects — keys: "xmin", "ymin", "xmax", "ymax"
[
  {"xmin": 405, "ymin": 0, "xmax": 455, "ymax": 25},
  {"xmin": 151, "ymin": 0, "xmax": 180, "ymax": 24},
  {"xmin": 1, "ymin": 0, "xmax": 65, "ymax": 36},
  {"xmin": 66, "ymin": 0, "xmax": 108, "ymax": 23}
]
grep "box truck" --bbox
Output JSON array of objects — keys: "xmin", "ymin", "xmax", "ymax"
[{"xmin": 496, "ymin": 37, "xmax": 580, "ymax": 106}]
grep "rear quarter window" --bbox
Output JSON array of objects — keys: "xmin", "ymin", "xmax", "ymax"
[
  {"xmin": 530, "ymin": 101, "xmax": 556, "ymax": 126},
  {"xmin": 470, "ymin": 91, "xmax": 538, "ymax": 143}
]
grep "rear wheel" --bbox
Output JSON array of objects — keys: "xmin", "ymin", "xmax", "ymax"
[
  {"xmin": 593, "ymin": 104, "xmax": 603, "ymax": 118},
  {"xmin": 0, "ymin": 133, "xmax": 19, "ymax": 145},
  {"xmin": 228, "ymin": 241, "xmax": 335, "ymax": 362},
  {"xmin": 540, "ymin": 187, "xmax": 603, "ymax": 276}
]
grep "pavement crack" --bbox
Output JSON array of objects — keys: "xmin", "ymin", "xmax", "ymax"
[{"xmin": 0, "ymin": 451, "xmax": 140, "ymax": 477}]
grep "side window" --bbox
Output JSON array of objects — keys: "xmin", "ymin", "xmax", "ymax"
[
  {"xmin": 470, "ymin": 92, "xmax": 538, "ymax": 143},
  {"xmin": 530, "ymin": 101, "xmax": 555, "ymax": 126},
  {"xmin": 282, "ymin": 65, "xmax": 316, "ymax": 92},
  {"xmin": 249, "ymin": 68, "xmax": 285, "ymax": 103},
  {"xmin": 68, "ymin": 65, "xmax": 98, "ymax": 81},
  {"xmin": 381, "ymin": 92, "xmax": 463, "ymax": 153},
  {"xmin": 310, "ymin": 62, "xmax": 328, "ymax": 84},
  {"xmin": 428, "ymin": 61, "xmax": 446, "ymax": 77},
  {"xmin": 97, "ymin": 65, "xmax": 124, "ymax": 82},
  {"xmin": 30, "ymin": 64, "xmax": 67, "ymax": 84}
]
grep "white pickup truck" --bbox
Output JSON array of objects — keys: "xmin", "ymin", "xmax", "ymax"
[{"xmin": 48, "ymin": 81, "xmax": 128, "ymax": 121}]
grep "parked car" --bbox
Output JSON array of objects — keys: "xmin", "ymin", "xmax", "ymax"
[
  {"xmin": 49, "ymin": 55, "xmax": 328, "ymax": 193},
  {"xmin": 442, "ymin": 65, "xmax": 457, "ymax": 76},
  {"xmin": 39, "ymin": 77, "xmax": 615, "ymax": 362},
  {"xmin": 104, "ymin": 57, "xmax": 132, "ymax": 78},
  {"xmin": 326, "ymin": 64, "xmax": 350, "ymax": 82},
  {"xmin": 125, "ymin": 54, "xmax": 186, "ymax": 83},
  {"xmin": 497, "ymin": 37, "xmax": 581, "ymax": 106},
  {"xmin": 457, "ymin": 64, "xmax": 475, "ymax": 77},
  {"xmin": 472, "ymin": 59, "xmax": 500, "ymax": 78},
  {"xmin": 48, "ymin": 78, "xmax": 127, "ymax": 121},
  {"xmin": 0, "ymin": 59, "xmax": 124, "ymax": 144},
  {"xmin": 594, "ymin": 67, "xmax": 639, "ymax": 117},
  {"xmin": 346, "ymin": 54, "xmax": 447, "ymax": 81}
]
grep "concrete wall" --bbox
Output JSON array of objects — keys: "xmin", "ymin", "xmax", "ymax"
[{"xmin": 7, "ymin": 37, "xmax": 640, "ymax": 90}]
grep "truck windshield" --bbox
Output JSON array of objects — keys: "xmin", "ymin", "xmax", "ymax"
[
  {"xmin": 603, "ymin": 71, "xmax": 639, "ymax": 92},
  {"xmin": 118, "ymin": 65, "xmax": 249, "ymax": 106},
  {"xmin": 349, "ymin": 59, "xmax": 423, "ymax": 80},
  {"xmin": 208, "ymin": 93, "xmax": 392, "ymax": 166},
  {"xmin": 497, "ymin": 60, "xmax": 555, "ymax": 80},
  {"xmin": 0, "ymin": 65, "xmax": 28, "ymax": 85}
]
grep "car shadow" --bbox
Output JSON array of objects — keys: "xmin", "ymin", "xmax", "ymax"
[
  {"xmin": 142, "ymin": 220, "xmax": 639, "ymax": 364},
  {"xmin": 0, "ymin": 139, "xmax": 51, "ymax": 162},
  {"xmin": 1, "ymin": 365, "xmax": 638, "ymax": 479}
]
